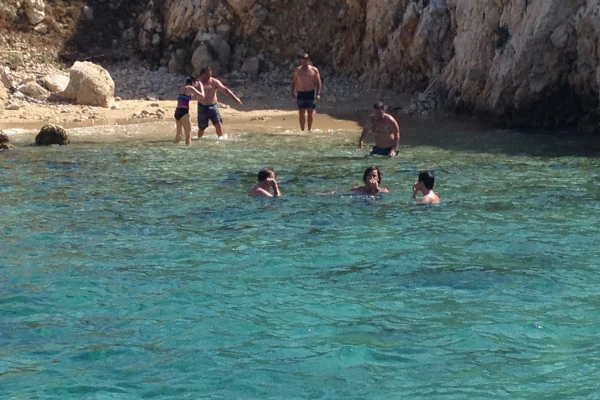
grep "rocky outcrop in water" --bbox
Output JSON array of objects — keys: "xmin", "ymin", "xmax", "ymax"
[
  {"xmin": 0, "ymin": 131, "xmax": 12, "ymax": 150},
  {"xmin": 35, "ymin": 124, "xmax": 69, "ymax": 146}
]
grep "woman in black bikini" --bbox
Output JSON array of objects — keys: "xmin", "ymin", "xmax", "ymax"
[{"xmin": 174, "ymin": 76, "xmax": 205, "ymax": 145}]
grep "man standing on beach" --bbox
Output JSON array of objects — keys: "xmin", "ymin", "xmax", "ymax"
[
  {"xmin": 291, "ymin": 53, "xmax": 322, "ymax": 131},
  {"xmin": 358, "ymin": 101, "xmax": 400, "ymax": 157},
  {"xmin": 197, "ymin": 66, "xmax": 243, "ymax": 139}
]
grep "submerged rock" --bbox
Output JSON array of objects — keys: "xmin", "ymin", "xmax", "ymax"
[
  {"xmin": 35, "ymin": 124, "xmax": 69, "ymax": 145},
  {"xmin": 0, "ymin": 131, "xmax": 12, "ymax": 149}
]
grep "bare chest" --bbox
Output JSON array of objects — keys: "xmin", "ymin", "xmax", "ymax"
[{"xmin": 296, "ymin": 67, "xmax": 317, "ymax": 80}]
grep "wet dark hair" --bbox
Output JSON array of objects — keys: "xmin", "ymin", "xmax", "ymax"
[
  {"xmin": 300, "ymin": 53, "xmax": 309, "ymax": 59},
  {"xmin": 373, "ymin": 101, "xmax": 385, "ymax": 110},
  {"xmin": 418, "ymin": 170, "xmax": 435, "ymax": 189},
  {"xmin": 185, "ymin": 75, "xmax": 196, "ymax": 85},
  {"xmin": 363, "ymin": 166, "xmax": 382, "ymax": 184},
  {"xmin": 257, "ymin": 167, "xmax": 275, "ymax": 182},
  {"xmin": 200, "ymin": 66, "xmax": 211, "ymax": 75}
]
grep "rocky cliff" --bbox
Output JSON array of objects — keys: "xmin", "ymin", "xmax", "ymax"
[{"xmin": 4, "ymin": 0, "xmax": 600, "ymax": 132}]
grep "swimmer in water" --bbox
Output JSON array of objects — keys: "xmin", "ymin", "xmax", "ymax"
[
  {"xmin": 351, "ymin": 166, "xmax": 389, "ymax": 194},
  {"xmin": 249, "ymin": 167, "xmax": 282, "ymax": 198},
  {"xmin": 412, "ymin": 170, "xmax": 440, "ymax": 204}
]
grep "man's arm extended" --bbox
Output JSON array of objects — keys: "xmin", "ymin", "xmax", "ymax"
[{"xmin": 216, "ymin": 79, "xmax": 242, "ymax": 104}]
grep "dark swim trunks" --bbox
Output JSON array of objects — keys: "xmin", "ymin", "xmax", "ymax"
[
  {"xmin": 198, "ymin": 103, "xmax": 222, "ymax": 129},
  {"xmin": 370, "ymin": 146, "xmax": 395, "ymax": 156},
  {"xmin": 296, "ymin": 90, "xmax": 316, "ymax": 109},
  {"xmin": 174, "ymin": 107, "xmax": 189, "ymax": 121}
]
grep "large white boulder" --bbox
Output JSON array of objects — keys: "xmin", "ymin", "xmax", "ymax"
[{"xmin": 61, "ymin": 61, "xmax": 115, "ymax": 107}]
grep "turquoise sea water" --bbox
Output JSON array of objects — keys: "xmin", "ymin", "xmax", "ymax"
[{"xmin": 2, "ymin": 119, "xmax": 600, "ymax": 399}]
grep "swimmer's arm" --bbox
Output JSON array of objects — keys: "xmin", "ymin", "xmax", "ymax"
[
  {"xmin": 189, "ymin": 83, "xmax": 205, "ymax": 100},
  {"xmin": 291, "ymin": 70, "xmax": 298, "ymax": 99},
  {"xmin": 269, "ymin": 178, "xmax": 282, "ymax": 197},
  {"xmin": 313, "ymin": 67, "xmax": 322, "ymax": 97},
  {"xmin": 412, "ymin": 182, "xmax": 419, "ymax": 198},
  {"xmin": 215, "ymin": 78, "xmax": 242, "ymax": 104},
  {"xmin": 249, "ymin": 187, "xmax": 273, "ymax": 198},
  {"xmin": 389, "ymin": 116, "xmax": 400, "ymax": 149},
  {"xmin": 358, "ymin": 125, "xmax": 370, "ymax": 149}
]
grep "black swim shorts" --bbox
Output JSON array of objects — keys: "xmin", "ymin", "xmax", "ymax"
[
  {"xmin": 198, "ymin": 103, "xmax": 222, "ymax": 129},
  {"xmin": 370, "ymin": 146, "xmax": 395, "ymax": 156},
  {"xmin": 296, "ymin": 90, "xmax": 316, "ymax": 110}
]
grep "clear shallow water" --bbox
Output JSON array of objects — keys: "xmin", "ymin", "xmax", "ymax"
[{"xmin": 2, "ymin": 121, "xmax": 600, "ymax": 399}]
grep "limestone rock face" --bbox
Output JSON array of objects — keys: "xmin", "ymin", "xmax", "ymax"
[
  {"xmin": 160, "ymin": 0, "xmax": 453, "ymax": 89},
  {"xmin": 35, "ymin": 124, "xmax": 69, "ymax": 146},
  {"xmin": 87, "ymin": 0, "xmax": 600, "ymax": 129},
  {"xmin": 23, "ymin": 0, "xmax": 45, "ymax": 25},
  {"xmin": 190, "ymin": 32, "xmax": 231, "ymax": 76},
  {"xmin": 61, "ymin": 61, "xmax": 115, "ymax": 107},
  {"xmin": 240, "ymin": 57, "xmax": 260, "ymax": 75},
  {"xmin": 442, "ymin": 0, "xmax": 584, "ymax": 127}
]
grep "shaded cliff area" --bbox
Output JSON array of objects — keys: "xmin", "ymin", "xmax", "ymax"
[{"xmin": 2, "ymin": 0, "xmax": 600, "ymax": 133}]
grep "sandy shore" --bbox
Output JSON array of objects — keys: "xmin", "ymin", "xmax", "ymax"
[
  {"xmin": 0, "ymin": 94, "xmax": 385, "ymax": 145},
  {"xmin": 0, "ymin": 61, "xmax": 416, "ymax": 145}
]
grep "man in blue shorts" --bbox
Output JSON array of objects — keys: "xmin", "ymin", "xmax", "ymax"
[
  {"xmin": 197, "ymin": 66, "xmax": 243, "ymax": 139},
  {"xmin": 291, "ymin": 53, "xmax": 322, "ymax": 131}
]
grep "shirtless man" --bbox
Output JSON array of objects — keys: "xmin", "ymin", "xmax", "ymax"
[
  {"xmin": 291, "ymin": 53, "xmax": 322, "ymax": 131},
  {"xmin": 413, "ymin": 170, "xmax": 440, "ymax": 204},
  {"xmin": 197, "ymin": 66, "xmax": 243, "ymax": 139},
  {"xmin": 248, "ymin": 167, "xmax": 282, "ymax": 198},
  {"xmin": 358, "ymin": 101, "xmax": 400, "ymax": 156}
]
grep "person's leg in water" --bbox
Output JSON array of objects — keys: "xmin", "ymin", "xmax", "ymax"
[
  {"xmin": 197, "ymin": 103, "xmax": 208, "ymax": 139},
  {"xmin": 182, "ymin": 113, "xmax": 192, "ymax": 145},
  {"xmin": 307, "ymin": 109, "xmax": 314, "ymax": 131},
  {"xmin": 298, "ymin": 108, "xmax": 307, "ymax": 131},
  {"xmin": 214, "ymin": 122, "xmax": 225, "ymax": 138},
  {"xmin": 175, "ymin": 119, "xmax": 183, "ymax": 143}
]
